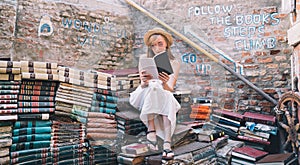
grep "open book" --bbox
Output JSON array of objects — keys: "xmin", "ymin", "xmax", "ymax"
[{"xmin": 139, "ymin": 51, "xmax": 173, "ymax": 79}]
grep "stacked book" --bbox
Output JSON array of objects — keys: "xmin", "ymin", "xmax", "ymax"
[
  {"xmin": 115, "ymin": 110, "xmax": 147, "ymax": 143},
  {"xmin": 238, "ymin": 112, "xmax": 277, "ymax": 150},
  {"xmin": 10, "ymin": 120, "xmax": 52, "ymax": 164},
  {"xmin": 56, "ymin": 66, "xmax": 95, "ymax": 118},
  {"xmin": 118, "ymin": 143, "xmax": 148, "ymax": 165},
  {"xmin": 84, "ymin": 111, "xmax": 117, "ymax": 146},
  {"xmin": 19, "ymin": 61, "xmax": 59, "ymax": 120},
  {"xmin": 231, "ymin": 145, "xmax": 268, "ymax": 165},
  {"xmin": 189, "ymin": 97, "xmax": 212, "ymax": 121},
  {"xmin": 215, "ymin": 139, "xmax": 244, "ymax": 165},
  {"xmin": 0, "ymin": 122, "xmax": 13, "ymax": 164},
  {"xmin": 0, "ymin": 61, "xmax": 21, "ymax": 127},
  {"xmin": 209, "ymin": 109, "xmax": 243, "ymax": 138},
  {"xmin": 51, "ymin": 117, "xmax": 87, "ymax": 164},
  {"xmin": 173, "ymin": 89, "xmax": 192, "ymax": 123},
  {"xmin": 88, "ymin": 145, "xmax": 117, "ymax": 165}
]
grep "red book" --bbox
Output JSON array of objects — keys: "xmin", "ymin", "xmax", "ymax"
[
  {"xmin": 243, "ymin": 112, "xmax": 276, "ymax": 125},
  {"xmin": 232, "ymin": 146, "xmax": 268, "ymax": 162},
  {"xmin": 213, "ymin": 109, "xmax": 243, "ymax": 122}
]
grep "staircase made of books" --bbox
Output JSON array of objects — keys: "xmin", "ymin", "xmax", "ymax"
[{"xmin": 0, "ymin": 60, "xmax": 296, "ymax": 165}]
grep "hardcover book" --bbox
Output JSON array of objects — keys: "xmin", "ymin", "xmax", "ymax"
[
  {"xmin": 139, "ymin": 51, "xmax": 173, "ymax": 79},
  {"xmin": 256, "ymin": 152, "xmax": 296, "ymax": 165},
  {"xmin": 243, "ymin": 112, "xmax": 276, "ymax": 125},
  {"xmin": 121, "ymin": 143, "xmax": 148, "ymax": 155},
  {"xmin": 231, "ymin": 146, "xmax": 268, "ymax": 162}
]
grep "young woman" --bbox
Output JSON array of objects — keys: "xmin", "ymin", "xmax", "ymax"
[{"xmin": 130, "ymin": 27, "xmax": 181, "ymax": 160}]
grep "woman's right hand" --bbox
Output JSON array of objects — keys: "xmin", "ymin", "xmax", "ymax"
[{"xmin": 140, "ymin": 70, "xmax": 153, "ymax": 88}]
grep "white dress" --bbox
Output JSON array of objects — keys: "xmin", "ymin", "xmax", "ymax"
[{"xmin": 130, "ymin": 59, "xmax": 181, "ymax": 140}]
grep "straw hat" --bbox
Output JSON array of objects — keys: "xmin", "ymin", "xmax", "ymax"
[{"xmin": 144, "ymin": 27, "xmax": 173, "ymax": 47}]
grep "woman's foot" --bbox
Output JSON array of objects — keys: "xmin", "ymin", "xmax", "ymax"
[
  {"xmin": 146, "ymin": 130, "xmax": 158, "ymax": 152},
  {"xmin": 162, "ymin": 141, "xmax": 174, "ymax": 160}
]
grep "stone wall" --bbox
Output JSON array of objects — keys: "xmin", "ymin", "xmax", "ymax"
[{"xmin": 0, "ymin": 0, "xmax": 293, "ymax": 113}]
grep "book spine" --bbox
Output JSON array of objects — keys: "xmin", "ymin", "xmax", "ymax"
[
  {"xmin": 18, "ymin": 102, "xmax": 55, "ymax": 108},
  {"xmin": 70, "ymin": 114, "xmax": 87, "ymax": 123},
  {"xmin": 21, "ymin": 61, "xmax": 57, "ymax": 69},
  {"xmin": 0, "ymin": 90, "xmax": 19, "ymax": 94},
  {"xmin": 11, "ymin": 152, "xmax": 51, "ymax": 164},
  {"xmin": 0, "ymin": 68, "xmax": 21, "ymax": 74},
  {"xmin": 0, "ymin": 61, "xmax": 21, "ymax": 68},
  {"xmin": 22, "ymin": 67, "xmax": 57, "ymax": 74},
  {"xmin": 244, "ymin": 117, "xmax": 274, "ymax": 125},
  {"xmin": 90, "ymin": 106, "xmax": 116, "ymax": 114},
  {"xmin": 20, "ymin": 84, "xmax": 56, "ymax": 91},
  {"xmin": 0, "ymin": 85, "xmax": 20, "ymax": 90},
  {"xmin": 13, "ymin": 127, "xmax": 52, "ymax": 136},
  {"xmin": 0, "ymin": 99, "xmax": 17, "ymax": 104},
  {"xmin": 19, "ymin": 89, "xmax": 55, "ymax": 96},
  {"xmin": 0, "ymin": 109, "xmax": 18, "ymax": 114},
  {"xmin": 14, "ymin": 121, "xmax": 52, "ymax": 128},
  {"xmin": 12, "ymin": 134, "xmax": 52, "ymax": 143},
  {"xmin": 71, "ymin": 108, "xmax": 88, "ymax": 117},
  {"xmin": 0, "ymin": 95, "xmax": 18, "ymax": 100},
  {"xmin": 0, "ymin": 104, "xmax": 18, "ymax": 109},
  {"xmin": 94, "ymin": 88, "xmax": 117, "ymax": 96},
  {"xmin": 17, "ymin": 108, "xmax": 54, "ymax": 113},
  {"xmin": 21, "ymin": 80, "xmax": 58, "ymax": 86},
  {"xmin": 91, "ymin": 100, "xmax": 117, "ymax": 109},
  {"xmin": 18, "ymin": 95, "xmax": 55, "ymax": 102},
  {"xmin": 10, "ymin": 141, "xmax": 51, "ymax": 151},
  {"xmin": 92, "ymin": 93, "xmax": 118, "ymax": 103},
  {"xmin": 0, "ymin": 74, "xmax": 21, "ymax": 81},
  {"xmin": 10, "ymin": 147, "xmax": 50, "ymax": 158},
  {"xmin": 22, "ymin": 73, "xmax": 58, "ymax": 81}
]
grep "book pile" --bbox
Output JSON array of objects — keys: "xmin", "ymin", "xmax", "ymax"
[
  {"xmin": 209, "ymin": 109, "xmax": 243, "ymax": 138},
  {"xmin": 0, "ymin": 122, "xmax": 13, "ymax": 164},
  {"xmin": 256, "ymin": 152, "xmax": 297, "ymax": 165},
  {"xmin": 85, "ymin": 111, "xmax": 117, "ymax": 146},
  {"xmin": 238, "ymin": 112, "xmax": 276, "ymax": 150},
  {"xmin": 20, "ymin": 61, "xmax": 59, "ymax": 81},
  {"xmin": 51, "ymin": 117, "xmax": 88, "ymax": 164},
  {"xmin": 215, "ymin": 139, "xmax": 244, "ymax": 165},
  {"xmin": 10, "ymin": 120, "xmax": 52, "ymax": 164},
  {"xmin": 56, "ymin": 66, "xmax": 95, "ymax": 119},
  {"xmin": 146, "ymin": 141, "xmax": 215, "ymax": 164},
  {"xmin": 173, "ymin": 89, "xmax": 192, "ymax": 123},
  {"xmin": 99, "ymin": 68, "xmax": 140, "ymax": 92},
  {"xmin": 231, "ymin": 145, "xmax": 268, "ymax": 165},
  {"xmin": 189, "ymin": 97, "xmax": 212, "ymax": 121},
  {"xmin": 172, "ymin": 124, "xmax": 196, "ymax": 148},
  {"xmin": 118, "ymin": 143, "xmax": 148, "ymax": 165},
  {"xmin": 115, "ymin": 110, "xmax": 147, "ymax": 142},
  {"xmin": 88, "ymin": 145, "xmax": 117, "ymax": 165},
  {"xmin": 0, "ymin": 61, "xmax": 22, "ymax": 123}
]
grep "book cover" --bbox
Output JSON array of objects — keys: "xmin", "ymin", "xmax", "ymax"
[
  {"xmin": 154, "ymin": 51, "xmax": 173, "ymax": 75},
  {"xmin": 256, "ymin": 152, "xmax": 296, "ymax": 165},
  {"xmin": 121, "ymin": 143, "xmax": 148, "ymax": 155},
  {"xmin": 213, "ymin": 109, "xmax": 244, "ymax": 122},
  {"xmin": 231, "ymin": 146, "xmax": 268, "ymax": 162},
  {"xmin": 243, "ymin": 112, "xmax": 276, "ymax": 125}
]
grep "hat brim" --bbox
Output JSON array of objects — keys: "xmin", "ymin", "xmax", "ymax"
[{"xmin": 144, "ymin": 28, "xmax": 173, "ymax": 47}]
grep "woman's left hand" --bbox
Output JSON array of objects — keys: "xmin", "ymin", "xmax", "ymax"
[{"xmin": 159, "ymin": 72, "xmax": 169, "ymax": 84}]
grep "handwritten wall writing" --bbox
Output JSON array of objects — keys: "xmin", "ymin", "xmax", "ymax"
[
  {"xmin": 181, "ymin": 53, "xmax": 211, "ymax": 75},
  {"xmin": 187, "ymin": 5, "xmax": 280, "ymax": 51},
  {"xmin": 61, "ymin": 17, "xmax": 129, "ymax": 48}
]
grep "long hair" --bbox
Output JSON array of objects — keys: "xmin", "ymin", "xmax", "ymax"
[{"xmin": 146, "ymin": 34, "xmax": 175, "ymax": 60}]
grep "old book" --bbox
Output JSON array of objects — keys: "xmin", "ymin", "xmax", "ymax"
[
  {"xmin": 89, "ymin": 106, "xmax": 116, "ymax": 114},
  {"xmin": 20, "ymin": 61, "xmax": 57, "ymax": 69},
  {"xmin": 12, "ymin": 134, "xmax": 51, "ymax": 143},
  {"xmin": 243, "ymin": 112, "xmax": 276, "ymax": 125},
  {"xmin": 210, "ymin": 114, "xmax": 241, "ymax": 127},
  {"xmin": 18, "ymin": 102, "xmax": 55, "ymax": 108},
  {"xmin": 22, "ymin": 72, "xmax": 59, "ymax": 81},
  {"xmin": 18, "ymin": 95, "xmax": 55, "ymax": 102},
  {"xmin": 0, "ymin": 61, "xmax": 21, "ymax": 68},
  {"xmin": 231, "ymin": 146, "xmax": 268, "ymax": 162},
  {"xmin": 0, "ymin": 114, "xmax": 17, "ymax": 121},
  {"xmin": 21, "ymin": 67, "xmax": 57, "ymax": 74},
  {"xmin": 0, "ymin": 74, "xmax": 21, "ymax": 81},
  {"xmin": 195, "ymin": 129, "xmax": 225, "ymax": 142},
  {"xmin": 14, "ymin": 121, "xmax": 52, "ymax": 128},
  {"xmin": 10, "ymin": 141, "xmax": 51, "ymax": 151},
  {"xmin": 0, "ymin": 67, "xmax": 21, "ymax": 74},
  {"xmin": 20, "ymin": 84, "xmax": 56, "ymax": 91},
  {"xmin": 0, "ymin": 84, "xmax": 20, "ymax": 90},
  {"xmin": 213, "ymin": 109, "xmax": 244, "ymax": 122},
  {"xmin": 13, "ymin": 127, "xmax": 52, "ymax": 136},
  {"xmin": 94, "ymin": 88, "xmax": 118, "ymax": 96},
  {"xmin": 237, "ymin": 135, "xmax": 271, "ymax": 145},
  {"xmin": 17, "ymin": 108, "xmax": 55, "ymax": 113},
  {"xmin": 121, "ymin": 143, "xmax": 148, "ymax": 155},
  {"xmin": 117, "ymin": 153, "xmax": 144, "ymax": 165},
  {"xmin": 21, "ymin": 80, "xmax": 58, "ymax": 86},
  {"xmin": 0, "ymin": 94, "xmax": 18, "ymax": 100},
  {"xmin": 91, "ymin": 100, "xmax": 117, "ymax": 109},
  {"xmin": 19, "ymin": 89, "xmax": 55, "ymax": 96},
  {"xmin": 256, "ymin": 152, "xmax": 296, "ymax": 165},
  {"xmin": 192, "ymin": 97, "xmax": 212, "ymax": 104}
]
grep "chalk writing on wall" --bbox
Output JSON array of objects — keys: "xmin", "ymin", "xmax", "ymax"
[
  {"xmin": 61, "ymin": 17, "xmax": 129, "ymax": 50},
  {"xmin": 187, "ymin": 5, "xmax": 280, "ymax": 51},
  {"xmin": 181, "ymin": 53, "xmax": 211, "ymax": 75}
]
